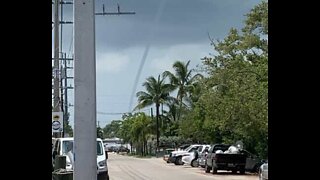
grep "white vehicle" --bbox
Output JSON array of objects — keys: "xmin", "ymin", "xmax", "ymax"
[
  {"xmin": 168, "ymin": 144, "xmax": 202, "ymax": 165},
  {"xmin": 182, "ymin": 145, "xmax": 210, "ymax": 167},
  {"xmin": 259, "ymin": 162, "xmax": 268, "ymax": 180},
  {"xmin": 52, "ymin": 137, "xmax": 109, "ymax": 179}
]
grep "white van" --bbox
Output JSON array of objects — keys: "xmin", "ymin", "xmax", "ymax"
[{"xmin": 52, "ymin": 137, "xmax": 109, "ymax": 179}]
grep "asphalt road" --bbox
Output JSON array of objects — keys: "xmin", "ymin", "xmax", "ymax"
[{"xmin": 107, "ymin": 153, "xmax": 258, "ymax": 180}]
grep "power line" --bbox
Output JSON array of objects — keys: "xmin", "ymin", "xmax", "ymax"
[{"xmin": 97, "ymin": 112, "xmax": 126, "ymax": 115}]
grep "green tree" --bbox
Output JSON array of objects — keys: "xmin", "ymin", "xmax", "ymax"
[
  {"xmin": 103, "ymin": 120, "xmax": 122, "ymax": 138},
  {"xmin": 97, "ymin": 126, "xmax": 104, "ymax": 139},
  {"xmin": 192, "ymin": 1, "xmax": 268, "ymax": 158},
  {"xmin": 134, "ymin": 75, "xmax": 175, "ymax": 153},
  {"xmin": 118, "ymin": 114, "xmax": 134, "ymax": 152},
  {"xmin": 130, "ymin": 113, "xmax": 153, "ymax": 156},
  {"xmin": 63, "ymin": 113, "xmax": 73, "ymax": 137},
  {"xmin": 163, "ymin": 60, "xmax": 203, "ymax": 120},
  {"xmin": 118, "ymin": 112, "xmax": 153, "ymax": 156}
]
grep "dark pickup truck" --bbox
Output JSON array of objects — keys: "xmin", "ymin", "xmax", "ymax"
[{"xmin": 205, "ymin": 144, "xmax": 246, "ymax": 174}]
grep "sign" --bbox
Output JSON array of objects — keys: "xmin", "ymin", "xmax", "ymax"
[{"xmin": 52, "ymin": 112, "xmax": 63, "ymax": 133}]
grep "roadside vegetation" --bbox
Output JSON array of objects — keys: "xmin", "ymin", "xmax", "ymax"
[{"xmin": 103, "ymin": 1, "xmax": 268, "ymax": 159}]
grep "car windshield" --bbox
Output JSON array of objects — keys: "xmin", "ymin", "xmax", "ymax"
[
  {"xmin": 62, "ymin": 140, "xmax": 103, "ymax": 155},
  {"xmin": 185, "ymin": 145, "xmax": 199, "ymax": 152},
  {"xmin": 184, "ymin": 145, "xmax": 193, "ymax": 152}
]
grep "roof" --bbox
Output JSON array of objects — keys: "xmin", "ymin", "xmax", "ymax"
[{"xmin": 55, "ymin": 137, "xmax": 103, "ymax": 141}]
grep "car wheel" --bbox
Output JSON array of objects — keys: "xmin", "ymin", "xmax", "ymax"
[
  {"xmin": 174, "ymin": 158, "xmax": 178, "ymax": 165},
  {"xmin": 205, "ymin": 164, "xmax": 210, "ymax": 173},
  {"xmin": 174, "ymin": 157, "xmax": 183, "ymax": 165},
  {"xmin": 240, "ymin": 168, "xmax": 245, "ymax": 174},
  {"xmin": 97, "ymin": 172, "xmax": 109, "ymax": 180},
  {"xmin": 252, "ymin": 163, "xmax": 261, "ymax": 173},
  {"xmin": 212, "ymin": 165, "xmax": 217, "ymax": 174},
  {"xmin": 259, "ymin": 171, "xmax": 265, "ymax": 180},
  {"xmin": 191, "ymin": 159, "xmax": 198, "ymax": 167}
]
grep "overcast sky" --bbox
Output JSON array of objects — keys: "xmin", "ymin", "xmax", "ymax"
[{"xmin": 52, "ymin": 0, "xmax": 263, "ymax": 128}]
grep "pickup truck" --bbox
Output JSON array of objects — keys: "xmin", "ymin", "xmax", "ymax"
[{"xmin": 205, "ymin": 144, "xmax": 247, "ymax": 174}]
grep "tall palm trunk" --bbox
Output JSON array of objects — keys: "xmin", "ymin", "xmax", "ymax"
[
  {"xmin": 177, "ymin": 94, "xmax": 183, "ymax": 121},
  {"xmin": 156, "ymin": 103, "xmax": 160, "ymax": 155}
]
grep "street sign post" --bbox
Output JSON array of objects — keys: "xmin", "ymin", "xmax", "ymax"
[{"xmin": 52, "ymin": 112, "xmax": 64, "ymax": 133}]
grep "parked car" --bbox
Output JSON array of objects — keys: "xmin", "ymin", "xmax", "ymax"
[
  {"xmin": 107, "ymin": 145, "xmax": 119, "ymax": 152},
  {"xmin": 117, "ymin": 146, "xmax": 130, "ymax": 153},
  {"xmin": 182, "ymin": 145, "xmax": 210, "ymax": 167},
  {"xmin": 258, "ymin": 162, "xmax": 268, "ymax": 180},
  {"xmin": 168, "ymin": 144, "xmax": 202, "ymax": 165},
  {"xmin": 241, "ymin": 149, "xmax": 264, "ymax": 173},
  {"xmin": 163, "ymin": 148, "xmax": 175, "ymax": 163}
]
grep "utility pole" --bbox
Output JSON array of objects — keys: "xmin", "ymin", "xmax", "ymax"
[
  {"xmin": 60, "ymin": 2, "xmax": 66, "ymax": 138},
  {"xmin": 53, "ymin": 0, "xmax": 61, "ymax": 138},
  {"xmin": 73, "ymin": 1, "xmax": 135, "ymax": 179},
  {"xmin": 74, "ymin": 0, "xmax": 97, "ymax": 179},
  {"xmin": 52, "ymin": 1, "xmax": 74, "ymax": 138},
  {"xmin": 63, "ymin": 53, "xmax": 69, "ymax": 137}
]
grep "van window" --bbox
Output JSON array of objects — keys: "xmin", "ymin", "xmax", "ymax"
[
  {"xmin": 61, "ymin": 140, "xmax": 103, "ymax": 155},
  {"xmin": 62, "ymin": 141, "xmax": 73, "ymax": 154},
  {"xmin": 97, "ymin": 141, "xmax": 103, "ymax": 155},
  {"xmin": 198, "ymin": 146, "xmax": 203, "ymax": 152}
]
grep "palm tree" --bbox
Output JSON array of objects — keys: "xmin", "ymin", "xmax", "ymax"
[
  {"xmin": 131, "ymin": 113, "xmax": 152, "ymax": 156},
  {"xmin": 163, "ymin": 60, "xmax": 203, "ymax": 120},
  {"xmin": 134, "ymin": 74, "xmax": 175, "ymax": 154}
]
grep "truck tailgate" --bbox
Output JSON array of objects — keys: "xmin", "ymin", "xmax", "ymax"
[{"xmin": 215, "ymin": 154, "xmax": 246, "ymax": 164}]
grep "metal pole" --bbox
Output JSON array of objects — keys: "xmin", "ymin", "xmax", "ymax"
[
  {"xmin": 53, "ymin": 0, "xmax": 61, "ymax": 138},
  {"xmin": 74, "ymin": 0, "xmax": 97, "ymax": 179},
  {"xmin": 60, "ymin": 63, "xmax": 64, "ymax": 137},
  {"xmin": 60, "ymin": 0, "xmax": 63, "ymax": 52},
  {"xmin": 64, "ymin": 53, "xmax": 69, "ymax": 137}
]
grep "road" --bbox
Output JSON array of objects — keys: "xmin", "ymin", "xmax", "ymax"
[{"xmin": 107, "ymin": 153, "xmax": 258, "ymax": 180}]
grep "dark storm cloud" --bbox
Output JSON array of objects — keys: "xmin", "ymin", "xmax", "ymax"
[
  {"xmin": 60, "ymin": 0, "xmax": 262, "ymax": 51},
  {"xmin": 94, "ymin": 0, "xmax": 262, "ymax": 50},
  {"xmin": 55, "ymin": 0, "xmax": 264, "ymax": 127}
]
